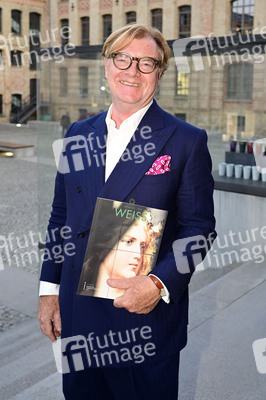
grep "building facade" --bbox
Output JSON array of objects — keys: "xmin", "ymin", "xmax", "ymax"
[
  {"xmin": 1, "ymin": 0, "xmax": 266, "ymax": 145},
  {"xmin": 0, "ymin": 0, "xmax": 49, "ymax": 123}
]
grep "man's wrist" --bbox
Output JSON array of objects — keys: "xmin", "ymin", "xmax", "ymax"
[{"xmin": 148, "ymin": 274, "xmax": 171, "ymax": 305}]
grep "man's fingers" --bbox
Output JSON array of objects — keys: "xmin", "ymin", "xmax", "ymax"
[
  {"xmin": 107, "ymin": 278, "xmax": 131, "ymax": 289},
  {"xmin": 53, "ymin": 312, "xmax": 62, "ymax": 334}
]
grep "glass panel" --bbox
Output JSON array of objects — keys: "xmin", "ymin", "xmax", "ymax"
[{"xmin": 37, "ymin": 39, "xmax": 266, "ymax": 251}]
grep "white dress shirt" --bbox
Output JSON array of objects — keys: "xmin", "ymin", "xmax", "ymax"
[{"xmin": 39, "ymin": 100, "xmax": 170, "ymax": 303}]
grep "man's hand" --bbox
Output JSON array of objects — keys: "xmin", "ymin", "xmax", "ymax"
[
  {"xmin": 38, "ymin": 295, "xmax": 61, "ymax": 342},
  {"xmin": 107, "ymin": 275, "xmax": 161, "ymax": 314}
]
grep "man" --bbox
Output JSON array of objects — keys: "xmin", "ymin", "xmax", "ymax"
[
  {"xmin": 38, "ymin": 24, "xmax": 216, "ymax": 399},
  {"xmin": 60, "ymin": 112, "xmax": 71, "ymax": 137}
]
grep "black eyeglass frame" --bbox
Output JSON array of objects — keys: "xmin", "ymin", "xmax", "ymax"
[{"xmin": 109, "ymin": 52, "xmax": 161, "ymax": 74}]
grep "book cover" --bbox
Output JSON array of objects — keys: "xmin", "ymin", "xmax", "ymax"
[{"xmin": 77, "ymin": 198, "xmax": 168, "ymax": 299}]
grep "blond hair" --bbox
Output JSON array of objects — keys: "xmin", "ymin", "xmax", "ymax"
[{"xmin": 102, "ymin": 24, "xmax": 171, "ymax": 75}]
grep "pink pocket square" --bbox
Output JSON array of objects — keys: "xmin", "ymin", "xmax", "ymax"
[{"xmin": 145, "ymin": 155, "xmax": 171, "ymax": 175}]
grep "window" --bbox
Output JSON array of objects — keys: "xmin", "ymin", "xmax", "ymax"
[
  {"xmin": 79, "ymin": 67, "xmax": 88, "ymax": 97},
  {"xmin": 11, "ymin": 94, "xmax": 22, "ymax": 113},
  {"xmin": 231, "ymin": 0, "xmax": 254, "ymax": 34},
  {"xmin": 0, "ymin": 8, "xmax": 2, "ymax": 33},
  {"xmin": 0, "ymin": 94, "xmax": 2, "ymax": 114},
  {"xmin": 11, "ymin": 50, "xmax": 22, "ymax": 66},
  {"xmin": 30, "ymin": 12, "xmax": 40, "ymax": 37},
  {"xmin": 175, "ymin": 113, "xmax": 186, "ymax": 121},
  {"xmin": 29, "ymin": 13, "xmax": 41, "ymax": 70},
  {"xmin": 126, "ymin": 11, "xmax": 136, "ymax": 25},
  {"xmin": 227, "ymin": 63, "xmax": 253, "ymax": 100},
  {"xmin": 103, "ymin": 15, "xmax": 112, "ymax": 42},
  {"xmin": 176, "ymin": 71, "xmax": 189, "ymax": 96},
  {"xmin": 11, "ymin": 10, "xmax": 22, "ymax": 34},
  {"xmin": 81, "ymin": 17, "xmax": 90, "ymax": 46},
  {"xmin": 60, "ymin": 68, "xmax": 68, "ymax": 95},
  {"xmin": 151, "ymin": 9, "xmax": 162, "ymax": 32},
  {"xmin": 179, "ymin": 6, "xmax": 191, "ymax": 38},
  {"xmin": 61, "ymin": 19, "xmax": 69, "ymax": 46}
]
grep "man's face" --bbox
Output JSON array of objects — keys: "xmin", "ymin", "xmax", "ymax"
[{"xmin": 104, "ymin": 36, "xmax": 162, "ymax": 111}]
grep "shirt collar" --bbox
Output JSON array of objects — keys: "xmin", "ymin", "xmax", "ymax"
[{"xmin": 105, "ymin": 100, "xmax": 153, "ymax": 133}]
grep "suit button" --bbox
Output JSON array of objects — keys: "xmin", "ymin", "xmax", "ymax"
[
  {"xmin": 72, "ymin": 265, "xmax": 75, "ymax": 271},
  {"xmin": 78, "ymin": 232, "xmax": 85, "ymax": 238},
  {"xmin": 77, "ymin": 186, "xmax": 82, "ymax": 193},
  {"xmin": 129, "ymin": 198, "xmax": 136, "ymax": 204}
]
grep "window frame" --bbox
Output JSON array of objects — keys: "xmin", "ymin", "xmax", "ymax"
[
  {"xmin": 226, "ymin": 62, "xmax": 253, "ymax": 101},
  {"xmin": 178, "ymin": 5, "xmax": 191, "ymax": 39},
  {"xmin": 125, "ymin": 11, "xmax": 136, "ymax": 25},
  {"xmin": 231, "ymin": 0, "xmax": 254, "ymax": 34},
  {"xmin": 11, "ymin": 50, "xmax": 22, "ymax": 67},
  {"xmin": 61, "ymin": 19, "xmax": 69, "ymax": 46},
  {"xmin": 11, "ymin": 93, "xmax": 22, "ymax": 114},
  {"xmin": 11, "ymin": 9, "xmax": 22, "ymax": 35},
  {"xmin": 151, "ymin": 8, "xmax": 162, "ymax": 32},
  {"xmin": 81, "ymin": 17, "xmax": 90, "ymax": 46},
  {"xmin": 102, "ymin": 14, "xmax": 112, "ymax": 43}
]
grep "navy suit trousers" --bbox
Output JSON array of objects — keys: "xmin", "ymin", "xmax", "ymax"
[{"xmin": 63, "ymin": 353, "xmax": 180, "ymax": 400}]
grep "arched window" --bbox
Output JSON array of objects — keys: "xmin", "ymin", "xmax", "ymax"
[
  {"xmin": 81, "ymin": 17, "xmax": 90, "ymax": 46},
  {"xmin": 179, "ymin": 6, "xmax": 191, "ymax": 38},
  {"xmin": 11, "ymin": 94, "xmax": 22, "ymax": 113},
  {"xmin": 227, "ymin": 63, "xmax": 253, "ymax": 100},
  {"xmin": 151, "ymin": 9, "xmax": 162, "ymax": 32},
  {"xmin": 231, "ymin": 0, "xmax": 254, "ymax": 34}
]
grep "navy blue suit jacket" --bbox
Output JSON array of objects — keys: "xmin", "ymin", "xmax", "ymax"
[{"xmin": 40, "ymin": 100, "xmax": 216, "ymax": 368}]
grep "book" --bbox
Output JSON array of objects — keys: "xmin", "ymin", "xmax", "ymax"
[{"xmin": 77, "ymin": 198, "xmax": 168, "ymax": 299}]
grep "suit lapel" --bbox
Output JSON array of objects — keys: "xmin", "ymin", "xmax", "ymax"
[
  {"xmin": 99, "ymin": 101, "xmax": 176, "ymax": 202},
  {"xmin": 78, "ymin": 101, "xmax": 176, "ymax": 233}
]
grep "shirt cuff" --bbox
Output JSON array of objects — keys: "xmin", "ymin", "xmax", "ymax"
[
  {"xmin": 149, "ymin": 274, "xmax": 170, "ymax": 304},
  {"xmin": 39, "ymin": 281, "xmax": 60, "ymax": 296}
]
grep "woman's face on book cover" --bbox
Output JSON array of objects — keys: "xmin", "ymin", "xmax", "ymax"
[{"xmin": 102, "ymin": 221, "xmax": 149, "ymax": 279}]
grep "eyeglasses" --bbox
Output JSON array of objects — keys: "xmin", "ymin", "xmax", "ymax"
[{"xmin": 109, "ymin": 52, "xmax": 161, "ymax": 74}]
